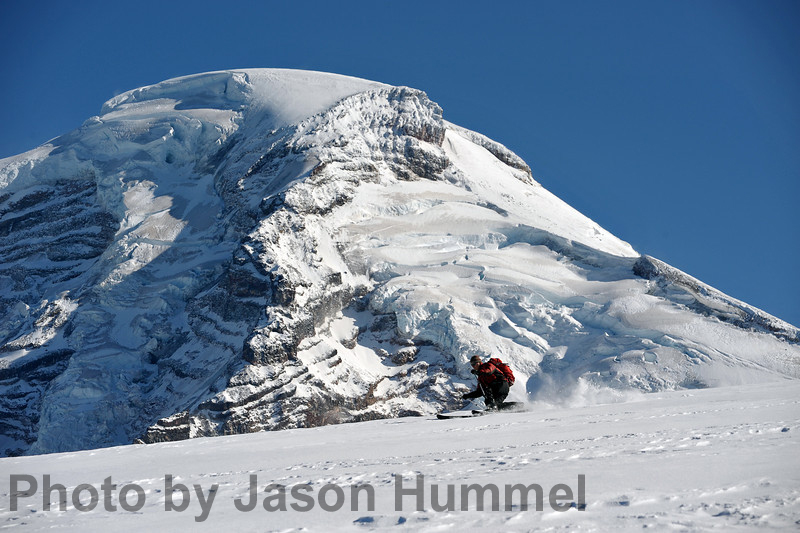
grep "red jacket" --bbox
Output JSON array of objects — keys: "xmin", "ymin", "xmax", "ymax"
[
  {"xmin": 464, "ymin": 362, "xmax": 507, "ymax": 399},
  {"xmin": 474, "ymin": 362, "xmax": 505, "ymax": 387}
]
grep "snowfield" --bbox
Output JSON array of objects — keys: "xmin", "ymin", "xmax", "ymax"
[{"xmin": 1, "ymin": 380, "xmax": 798, "ymax": 532}]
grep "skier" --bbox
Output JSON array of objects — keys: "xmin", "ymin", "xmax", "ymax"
[{"xmin": 462, "ymin": 355, "xmax": 513, "ymax": 410}]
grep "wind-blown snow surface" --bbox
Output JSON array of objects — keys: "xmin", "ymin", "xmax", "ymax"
[
  {"xmin": 0, "ymin": 68, "xmax": 798, "ymax": 456},
  {"xmin": 1, "ymin": 381, "xmax": 798, "ymax": 531}
]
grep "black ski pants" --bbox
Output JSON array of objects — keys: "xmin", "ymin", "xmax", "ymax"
[{"xmin": 484, "ymin": 379, "xmax": 509, "ymax": 408}]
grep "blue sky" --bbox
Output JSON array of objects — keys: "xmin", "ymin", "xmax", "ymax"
[{"xmin": 1, "ymin": 0, "xmax": 798, "ymax": 326}]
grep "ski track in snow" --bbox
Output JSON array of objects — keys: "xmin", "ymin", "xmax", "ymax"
[{"xmin": 1, "ymin": 381, "xmax": 798, "ymax": 532}]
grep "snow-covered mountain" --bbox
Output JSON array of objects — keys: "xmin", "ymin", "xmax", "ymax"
[{"xmin": 0, "ymin": 69, "xmax": 797, "ymax": 457}]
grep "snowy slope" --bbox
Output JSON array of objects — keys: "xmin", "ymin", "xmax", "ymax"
[
  {"xmin": 0, "ymin": 68, "xmax": 797, "ymax": 457},
  {"xmin": 0, "ymin": 381, "xmax": 798, "ymax": 531}
]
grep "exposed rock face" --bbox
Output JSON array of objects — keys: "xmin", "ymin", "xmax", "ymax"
[
  {"xmin": 0, "ymin": 177, "xmax": 117, "ymax": 455},
  {"xmin": 142, "ymin": 86, "xmax": 462, "ymax": 443},
  {"xmin": 1, "ymin": 69, "xmax": 797, "ymax": 456}
]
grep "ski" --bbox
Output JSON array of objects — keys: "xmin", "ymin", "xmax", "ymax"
[
  {"xmin": 437, "ymin": 402, "xmax": 525, "ymax": 419},
  {"xmin": 436, "ymin": 411, "xmax": 479, "ymax": 419},
  {"xmin": 469, "ymin": 401, "xmax": 527, "ymax": 416}
]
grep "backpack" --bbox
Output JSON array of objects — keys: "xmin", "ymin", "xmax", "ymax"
[{"xmin": 488, "ymin": 358, "xmax": 515, "ymax": 385}]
